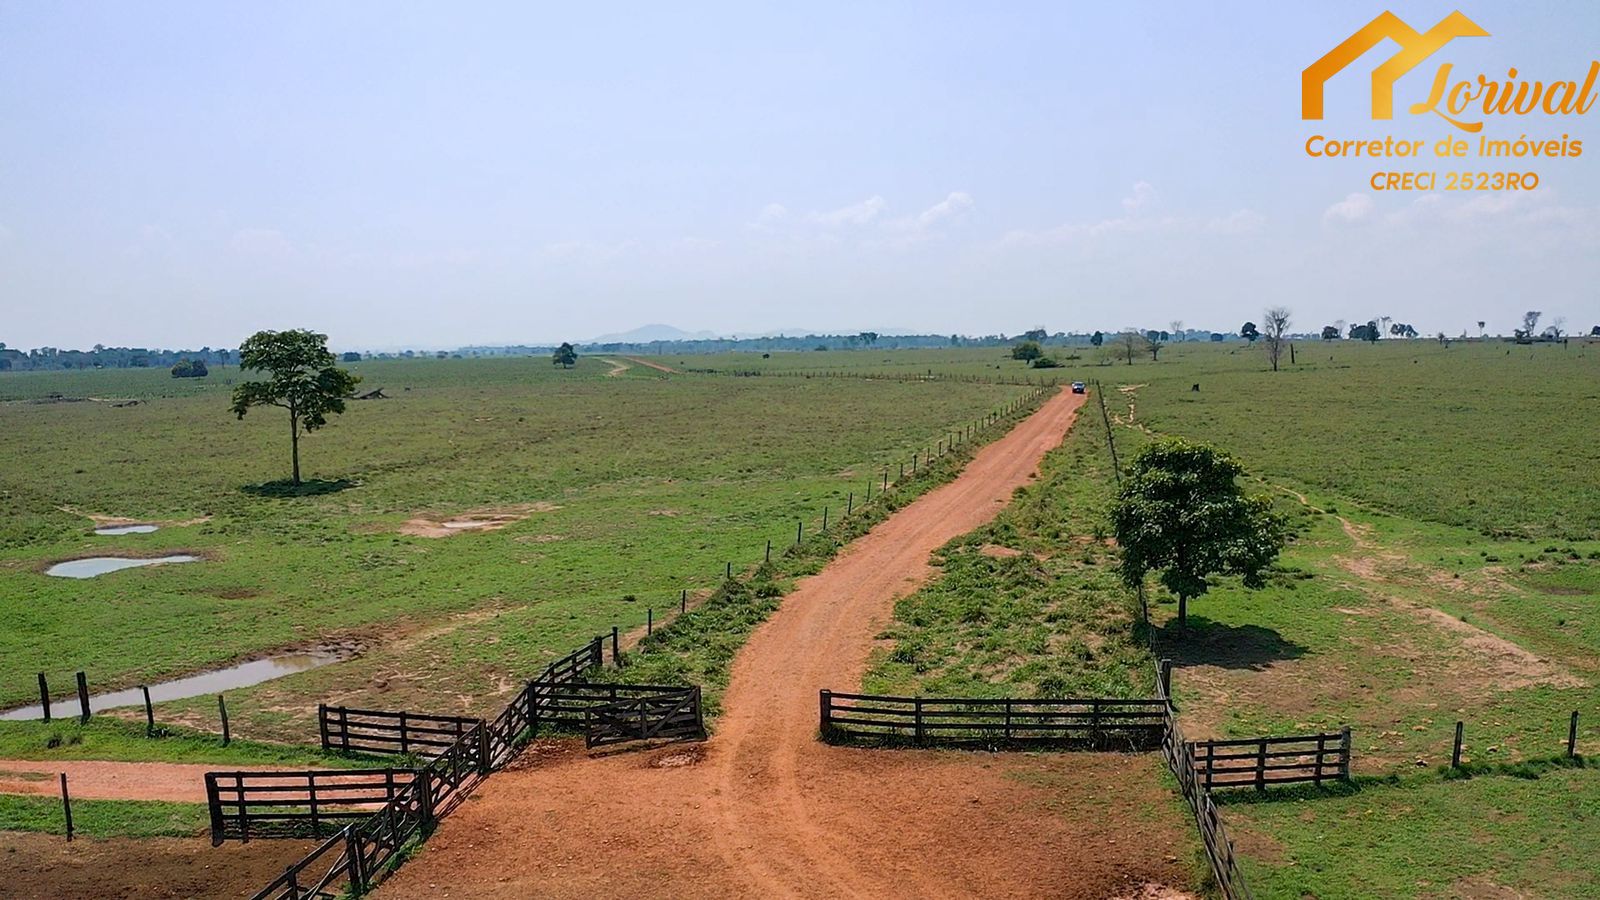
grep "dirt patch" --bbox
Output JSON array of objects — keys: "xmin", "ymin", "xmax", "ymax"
[
  {"xmin": 1, "ymin": 832, "xmax": 315, "ymax": 900},
  {"xmin": 397, "ymin": 503, "xmax": 560, "ymax": 538},
  {"xmin": 619, "ymin": 355, "xmax": 678, "ymax": 374},
  {"xmin": 0, "ymin": 759, "xmax": 285, "ymax": 803},
  {"xmin": 598, "ymin": 358, "xmax": 631, "ymax": 377},
  {"xmin": 979, "ymin": 543, "xmax": 1023, "ymax": 558}
]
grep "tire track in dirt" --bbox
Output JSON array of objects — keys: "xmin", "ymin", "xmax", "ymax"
[{"xmin": 372, "ymin": 388, "xmax": 1198, "ymax": 899}]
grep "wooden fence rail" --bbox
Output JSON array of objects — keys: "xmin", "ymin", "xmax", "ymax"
[
  {"xmin": 318, "ymin": 705, "xmax": 484, "ymax": 757},
  {"xmin": 1190, "ymin": 730, "xmax": 1351, "ymax": 790},
  {"xmin": 529, "ymin": 681, "xmax": 700, "ymax": 731},
  {"xmin": 206, "ymin": 769, "xmax": 417, "ymax": 845},
  {"xmin": 584, "ymin": 687, "xmax": 704, "ymax": 749},
  {"xmin": 819, "ymin": 690, "xmax": 1168, "ymax": 749}
]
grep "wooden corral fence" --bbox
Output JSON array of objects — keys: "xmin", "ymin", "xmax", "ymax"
[
  {"xmin": 818, "ymin": 690, "xmax": 1168, "ymax": 749},
  {"xmin": 318, "ymin": 705, "xmax": 485, "ymax": 757},
  {"xmin": 1161, "ymin": 712, "xmax": 1254, "ymax": 900},
  {"xmin": 1190, "ymin": 729, "xmax": 1350, "ymax": 790},
  {"xmin": 584, "ymin": 686, "xmax": 703, "ymax": 749},
  {"xmin": 240, "ymin": 635, "xmax": 702, "ymax": 899},
  {"xmin": 536, "ymin": 635, "xmax": 605, "ymax": 684},
  {"xmin": 205, "ymin": 769, "xmax": 416, "ymax": 845},
  {"xmin": 529, "ymin": 680, "xmax": 703, "ymax": 732}
]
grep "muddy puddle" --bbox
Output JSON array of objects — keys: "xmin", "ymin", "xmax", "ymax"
[
  {"xmin": 93, "ymin": 524, "xmax": 159, "ymax": 535},
  {"xmin": 0, "ymin": 650, "xmax": 348, "ymax": 720},
  {"xmin": 45, "ymin": 555, "xmax": 198, "ymax": 578}
]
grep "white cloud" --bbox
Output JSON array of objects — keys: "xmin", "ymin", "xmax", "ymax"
[
  {"xmin": 1205, "ymin": 209, "xmax": 1267, "ymax": 235},
  {"xmin": 913, "ymin": 191, "xmax": 974, "ymax": 230},
  {"xmin": 1322, "ymin": 193, "xmax": 1374, "ymax": 224},
  {"xmin": 808, "ymin": 195, "xmax": 886, "ymax": 227},
  {"xmin": 1121, "ymin": 181, "xmax": 1158, "ymax": 213}
]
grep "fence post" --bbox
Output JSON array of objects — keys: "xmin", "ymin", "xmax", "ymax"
[
  {"xmin": 1315, "ymin": 734, "xmax": 1326, "ymax": 786},
  {"xmin": 308, "ymin": 771, "xmax": 320, "ymax": 834},
  {"xmin": 205, "ymin": 774, "xmax": 223, "ymax": 846},
  {"xmin": 340, "ymin": 706, "xmax": 351, "ymax": 753},
  {"xmin": 76, "ymin": 672, "xmax": 90, "ymax": 723},
  {"xmin": 765, "ymin": 540, "xmax": 771, "ymax": 562},
  {"xmin": 343, "ymin": 827, "xmax": 366, "ymax": 895},
  {"xmin": 819, "ymin": 689, "xmax": 831, "ymax": 736},
  {"xmin": 1452, "ymin": 721, "xmax": 1465, "ymax": 768},
  {"xmin": 1255, "ymin": 740, "xmax": 1267, "ymax": 791},
  {"xmin": 1569, "ymin": 711, "xmax": 1579, "ymax": 758},
  {"xmin": 1158, "ymin": 659, "xmax": 1173, "ymax": 704},
  {"xmin": 914, "ymin": 698, "xmax": 925, "ymax": 746},
  {"xmin": 681, "ymin": 589, "xmax": 687, "ymax": 614},
  {"xmin": 317, "ymin": 704, "xmax": 328, "ymax": 750},
  {"xmin": 611, "ymin": 626, "xmax": 621, "ymax": 665},
  {"xmin": 796, "ymin": 520, "xmax": 803, "ymax": 545},
  {"xmin": 218, "ymin": 694, "xmax": 230, "ymax": 745},
  {"xmin": 847, "ymin": 493, "xmax": 853, "ymax": 516},
  {"xmin": 882, "ymin": 470, "xmax": 888, "ymax": 492},
  {"xmin": 647, "ymin": 609, "xmax": 653, "ymax": 636},
  {"xmin": 399, "ymin": 711, "xmax": 409, "ymax": 754},
  {"xmin": 822, "ymin": 507, "xmax": 828, "ymax": 532},
  {"xmin": 37, "ymin": 673, "xmax": 50, "ymax": 723},
  {"xmin": 478, "ymin": 726, "xmax": 491, "ymax": 775},
  {"xmin": 1340, "ymin": 726, "xmax": 1352, "ymax": 779},
  {"xmin": 59, "ymin": 773, "xmax": 73, "ymax": 842},
  {"xmin": 142, "ymin": 686, "xmax": 155, "ymax": 737}
]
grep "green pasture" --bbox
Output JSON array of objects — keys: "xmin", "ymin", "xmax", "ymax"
[{"xmin": 0, "ymin": 356, "xmax": 1027, "ymax": 740}]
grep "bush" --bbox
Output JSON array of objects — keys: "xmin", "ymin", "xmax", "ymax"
[
  {"xmin": 170, "ymin": 359, "xmax": 208, "ymax": 378},
  {"xmin": 1030, "ymin": 356, "xmax": 1061, "ymax": 369},
  {"xmin": 1011, "ymin": 340, "xmax": 1043, "ymax": 361}
]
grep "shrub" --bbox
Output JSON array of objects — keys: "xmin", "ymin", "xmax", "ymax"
[{"xmin": 170, "ymin": 358, "xmax": 208, "ymax": 378}]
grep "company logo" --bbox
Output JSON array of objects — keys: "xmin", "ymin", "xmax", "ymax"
[{"xmin": 1302, "ymin": 10, "xmax": 1596, "ymax": 133}]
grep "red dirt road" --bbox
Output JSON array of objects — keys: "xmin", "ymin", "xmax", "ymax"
[
  {"xmin": 0, "ymin": 759, "xmax": 242, "ymax": 803},
  {"xmin": 376, "ymin": 388, "xmax": 1196, "ymax": 899}
]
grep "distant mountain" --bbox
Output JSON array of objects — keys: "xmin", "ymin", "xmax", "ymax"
[{"xmin": 585, "ymin": 324, "xmax": 720, "ymax": 344}]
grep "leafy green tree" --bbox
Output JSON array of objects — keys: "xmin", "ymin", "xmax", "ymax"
[
  {"xmin": 1090, "ymin": 331, "xmax": 1104, "ymax": 347},
  {"xmin": 230, "ymin": 329, "xmax": 360, "ymax": 485},
  {"xmin": 1321, "ymin": 325, "xmax": 1340, "ymax": 340},
  {"xmin": 552, "ymin": 342, "xmax": 578, "ymax": 368},
  {"xmin": 1240, "ymin": 321, "xmax": 1259, "ymax": 342},
  {"xmin": 1110, "ymin": 438, "xmax": 1285, "ymax": 626},
  {"xmin": 170, "ymin": 358, "xmax": 208, "ymax": 378},
  {"xmin": 1010, "ymin": 340, "xmax": 1043, "ymax": 361}
]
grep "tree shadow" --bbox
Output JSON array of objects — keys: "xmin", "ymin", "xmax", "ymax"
[
  {"xmin": 1151, "ymin": 615, "xmax": 1307, "ymax": 671},
  {"xmin": 241, "ymin": 478, "xmax": 357, "ymax": 498}
]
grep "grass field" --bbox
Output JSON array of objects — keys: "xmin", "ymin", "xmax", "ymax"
[
  {"xmin": 0, "ymin": 356, "xmax": 1028, "ymax": 744},
  {"xmin": 832, "ymin": 338, "xmax": 1598, "ymax": 898}
]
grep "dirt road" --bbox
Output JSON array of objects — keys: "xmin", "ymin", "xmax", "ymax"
[
  {"xmin": 376, "ymin": 388, "xmax": 1195, "ymax": 899},
  {"xmin": 0, "ymin": 759, "xmax": 239, "ymax": 803}
]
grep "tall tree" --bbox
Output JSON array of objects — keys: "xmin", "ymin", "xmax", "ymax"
[
  {"xmin": 1521, "ymin": 310, "xmax": 1542, "ymax": 338},
  {"xmin": 1240, "ymin": 321, "xmax": 1259, "ymax": 343},
  {"xmin": 230, "ymin": 330, "xmax": 360, "ymax": 486},
  {"xmin": 1117, "ymin": 329, "xmax": 1145, "ymax": 365},
  {"xmin": 552, "ymin": 342, "xmax": 578, "ymax": 368},
  {"xmin": 1110, "ymin": 438, "xmax": 1285, "ymax": 626},
  {"xmin": 1089, "ymin": 330, "xmax": 1104, "ymax": 348},
  {"xmin": 1262, "ymin": 306, "xmax": 1292, "ymax": 371}
]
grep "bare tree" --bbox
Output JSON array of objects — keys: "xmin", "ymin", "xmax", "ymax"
[
  {"xmin": 1262, "ymin": 306, "xmax": 1292, "ymax": 372},
  {"xmin": 1168, "ymin": 320, "xmax": 1184, "ymax": 342},
  {"xmin": 1379, "ymin": 315, "xmax": 1392, "ymax": 338},
  {"xmin": 1117, "ymin": 329, "xmax": 1145, "ymax": 366},
  {"xmin": 1476, "ymin": 320, "xmax": 1486, "ymax": 338}
]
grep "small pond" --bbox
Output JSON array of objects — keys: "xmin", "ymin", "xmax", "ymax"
[
  {"xmin": 45, "ymin": 555, "xmax": 199, "ymax": 578},
  {"xmin": 94, "ymin": 524, "xmax": 159, "ymax": 535},
  {"xmin": 0, "ymin": 651, "xmax": 347, "ymax": 720}
]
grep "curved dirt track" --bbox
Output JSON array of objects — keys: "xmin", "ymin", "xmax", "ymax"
[{"xmin": 376, "ymin": 388, "xmax": 1195, "ymax": 899}]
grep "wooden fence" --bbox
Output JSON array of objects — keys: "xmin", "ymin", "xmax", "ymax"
[
  {"xmin": 318, "ymin": 705, "xmax": 485, "ymax": 756},
  {"xmin": 206, "ymin": 769, "xmax": 417, "ymax": 844},
  {"xmin": 1161, "ymin": 713, "xmax": 1254, "ymax": 900},
  {"xmin": 1190, "ymin": 730, "xmax": 1350, "ymax": 790},
  {"xmin": 819, "ymin": 690, "xmax": 1167, "ymax": 749},
  {"xmin": 529, "ymin": 680, "xmax": 702, "ymax": 731},
  {"xmin": 584, "ymin": 687, "xmax": 703, "ymax": 749},
  {"xmin": 242, "ymin": 635, "xmax": 691, "ymax": 898}
]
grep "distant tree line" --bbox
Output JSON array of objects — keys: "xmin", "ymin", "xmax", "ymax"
[{"xmin": 0, "ymin": 344, "xmax": 236, "ymax": 372}]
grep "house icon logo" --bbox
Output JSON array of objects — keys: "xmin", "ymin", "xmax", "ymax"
[{"xmin": 1302, "ymin": 11, "xmax": 1489, "ymax": 120}]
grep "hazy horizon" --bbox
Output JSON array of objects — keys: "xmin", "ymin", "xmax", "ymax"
[{"xmin": 4, "ymin": 1, "xmax": 1599, "ymax": 350}]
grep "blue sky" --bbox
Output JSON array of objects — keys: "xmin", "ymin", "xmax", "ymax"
[{"xmin": 2, "ymin": 1, "xmax": 1597, "ymax": 349}]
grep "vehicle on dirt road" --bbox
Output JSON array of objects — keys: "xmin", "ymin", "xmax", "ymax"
[{"xmin": 1071, "ymin": 382, "xmax": 1086, "ymax": 394}]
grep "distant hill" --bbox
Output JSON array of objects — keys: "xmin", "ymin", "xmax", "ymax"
[{"xmin": 585, "ymin": 324, "xmax": 720, "ymax": 344}]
